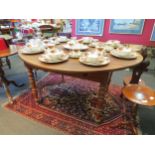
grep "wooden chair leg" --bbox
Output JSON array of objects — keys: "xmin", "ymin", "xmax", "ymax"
[
  {"xmin": 2, "ymin": 82, "xmax": 13, "ymax": 104},
  {"xmin": 124, "ymin": 102, "xmax": 139, "ymax": 134},
  {"xmin": 0, "ymin": 59, "xmax": 3, "ymax": 67},
  {"xmin": 6, "ymin": 57, "xmax": 11, "ymax": 69},
  {"xmin": 110, "ymin": 98, "xmax": 139, "ymax": 134}
]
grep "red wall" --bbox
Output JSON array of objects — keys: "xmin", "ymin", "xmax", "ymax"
[{"xmin": 72, "ymin": 19, "xmax": 155, "ymax": 46}]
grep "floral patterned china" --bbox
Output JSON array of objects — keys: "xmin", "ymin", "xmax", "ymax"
[
  {"xmin": 103, "ymin": 45, "xmax": 114, "ymax": 52},
  {"xmin": 79, "ymin": 51, "xmax": 110, "ymax": 66},
  {"xmin": 56, "ymin": 36, "xmax": 69, "ymax": 43},
  {"xmin": 89, "ymin": 42, "xmax": 99, "ymax": 48},
  {"xmin": 79, "ymin": 37, "xmax": 93, "ymax": 44},
  {"xmin": 38, "ymin": 49, "xmax": 69, "ymax": 63},
  {"xmin": 110, "ymin": 47, "xmax": 138, "ymax": 59},
  {"xmin": 105, "ymin": 40, "xmax": 121, "ymax": 48},
  {"xmin": 20, "ymin": 43, "xmax": 45, "ymax": 55},
  {"xmin": 69, "ymin": 50, "xmax": 82, "ymax": 58},
  {"xmin": 79, "ymin": 37, "xmax": 99, "ymax": 44},
  {"xmin": 63, "ymin": 43, "xmax": 89, "ymax": 50}
]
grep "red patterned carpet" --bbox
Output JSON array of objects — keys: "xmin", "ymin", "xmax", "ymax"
[{"xmin": 5, "ymin": 73, "xmax": 136, "ymax": 135}]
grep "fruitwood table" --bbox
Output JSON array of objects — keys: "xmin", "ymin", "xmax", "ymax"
[{"xmin": 19, "ymin": 44, "xmax": 143, "ymax": 122}]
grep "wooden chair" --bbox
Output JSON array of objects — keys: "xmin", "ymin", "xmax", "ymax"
[
  {"xmin": 122, "ymin": 84, "xmax": 155, "ymax": 134},
  {"xmin": 124, "ymin": 60, "xmax": 150, "ymax": 86},
  {"xmin": 120, "ymin": 59, "xmax": 150, "ymax": 134},
  {"xmin": 122, "ymin": 84, "xmax": 155, "ymax": 106},
  {"xmin": 123, "ymin": 48, "xmax": 148, "ymax": 86}
]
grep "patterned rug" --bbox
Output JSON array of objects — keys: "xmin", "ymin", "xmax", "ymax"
[{"xmin": 5, "ymin": 73, "xmax": 136, "ymax": 135}]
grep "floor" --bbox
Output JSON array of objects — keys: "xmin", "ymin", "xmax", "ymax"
[{"xmin": 0, "ymin": 55, "xmax": 155, "ymax": 135}]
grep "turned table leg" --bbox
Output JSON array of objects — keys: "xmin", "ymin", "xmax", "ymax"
[
  {"xmin": 25, "ymin": 64, "xmax": 38, "ymax": 104},
  {"xmin": 89, "ymin": 72, "xmax": 112, "ymax": 122}
]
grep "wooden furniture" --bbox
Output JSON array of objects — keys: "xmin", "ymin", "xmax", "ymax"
[
  {"xmin": 122, "ymin": 84, "xmax": 155, "ymax": 106},
  {"xmin": 122, "ymin": 84, "xmax": 155, "ymax": 134},
  {"xmin": 123, "ymin": 47, "xmax": 148, "ymax": 86},
  {"xmin": 38, "ymin": 24, "xmax": 61, "ymax": 38},
  {"xmin": 123, "ymin": 60, "xmax": 150, "ymax": 86},
  {"xmin": 0, "ymin": 27, "xmax": 14, "ymax": 35},
  {"xmin": 0, "ymin": 19, "xmax": 14, "ymax": 35},
  {"xmin": 18, "ymin": 44, "xmax": 143, "ymax": 122},
  {"xmin": 39, "ymin": 25, "xmax": 53, "ymax": 37},
  {"xmin": 0, "ymin": 46, "xmax": 24, "ymax": 103}
]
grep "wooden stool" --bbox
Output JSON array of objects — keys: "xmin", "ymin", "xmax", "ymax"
[{"xmin": 122, "ymin": 84, "xmax": 155, "ymax": 134}]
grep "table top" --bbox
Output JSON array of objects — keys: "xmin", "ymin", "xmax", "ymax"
[
  {"xmin": 18, "ymin": 44, "xmax": 143, "ymax": 74},
  {"xmin": 0, "ymin": 45, "xmax": 18, "ymax": 58}
]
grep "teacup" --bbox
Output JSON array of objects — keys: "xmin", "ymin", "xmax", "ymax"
[
  {"xmin": 47, "ymin": 43, "xmax": 55, "ymax": 49},
  {"xmin": 68, "ymin": 40, "xmax": 76, "ymax": 46},
  {"xmin": 86, "ymin": 52, "xmax": 100, "ymax": 63},
  {"xmin": 82, "ymin": 37, "xmax": 93, "ymax": 44}
]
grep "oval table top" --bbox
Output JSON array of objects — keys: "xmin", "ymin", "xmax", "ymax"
[
  {"xmin": 0, "ymin": 45, "xmax": 17, "ymax": 58},
  {"xmin": 18, "ymin": 44, "xmax": 143, "ymax": 74}
]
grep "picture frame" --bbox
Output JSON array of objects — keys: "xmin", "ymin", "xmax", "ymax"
[
  {"xmin": 76, "ymin": 19, "xmax": 105, "ymax": 36},
  {"xmin": 109, "ymin": 19, "xmax": 145, "ymax": 35},
  {"xmin": 150, "ymin": 23, "xmax": 155, "ymax": 41}
]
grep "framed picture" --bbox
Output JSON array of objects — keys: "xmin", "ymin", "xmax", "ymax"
[
  {"xmin": 150, "ymin": 23, "xmax": 155, "ymax": 41},
  {"xmin": 110, "ymin": 19, "xmax": 145, "ymax": 34},
  {"xmin": 76, "ymin": 19, "xmax": 105, "ymax": 36}
]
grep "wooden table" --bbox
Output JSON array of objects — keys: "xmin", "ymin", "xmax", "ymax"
[
  {"xmin": 0, "ymin": 46, "xmax": 24, "ymax": 103},
  {"xmin": 0, "ymin": 27, "xmax": 14, "ymax": 35},
  {"xmin": 19, "ymin": 44, "xmax": 143, "ymax": 122}
]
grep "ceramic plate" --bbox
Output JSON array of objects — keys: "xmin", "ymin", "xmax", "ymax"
[
  {"xmin": 38, "ymin": 54, "xmax": 69, "ymax": 64},
  {"xmin": 57, "ymin": 38, "xmax": 69, "ymax": 43},
  {"xmin": 63, "ymin": 44, "xmax": 89, "ymax": 50},
  {"xmin": 20, "ymin": 48, "xmax": 44, "ymax": 55},
  {"xmin": 69, "ymin": 51, "xmax": 82, "ymax": 58},
  {"xmin": 110, "ymin": 50, "xmax": 137, "ymax": 59},
  {"xmin": 79, "ymin": 56, "xmax": 110, "ymax": 66}
]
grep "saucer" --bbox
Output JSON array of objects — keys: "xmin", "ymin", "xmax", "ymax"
[
  {"xmin": 38, "ymin": 54, "xmax": 69, "ymax": 64},
  {"xmin": 79, "ymin": 56, "xmax": 110, "ymax": 66}
]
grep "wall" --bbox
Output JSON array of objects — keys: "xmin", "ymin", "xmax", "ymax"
[{"xmin": 72, "ymin": 19, "xmax": 155, "ymax": 46}]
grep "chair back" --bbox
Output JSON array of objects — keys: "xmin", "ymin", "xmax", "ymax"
[
  {"xmin": 140, "ymin": 47, "xmax": 147, "ymax": 61},
  {"xmin": 130, "ymin": 60, "xmax": 150, "ymax": 84}
]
